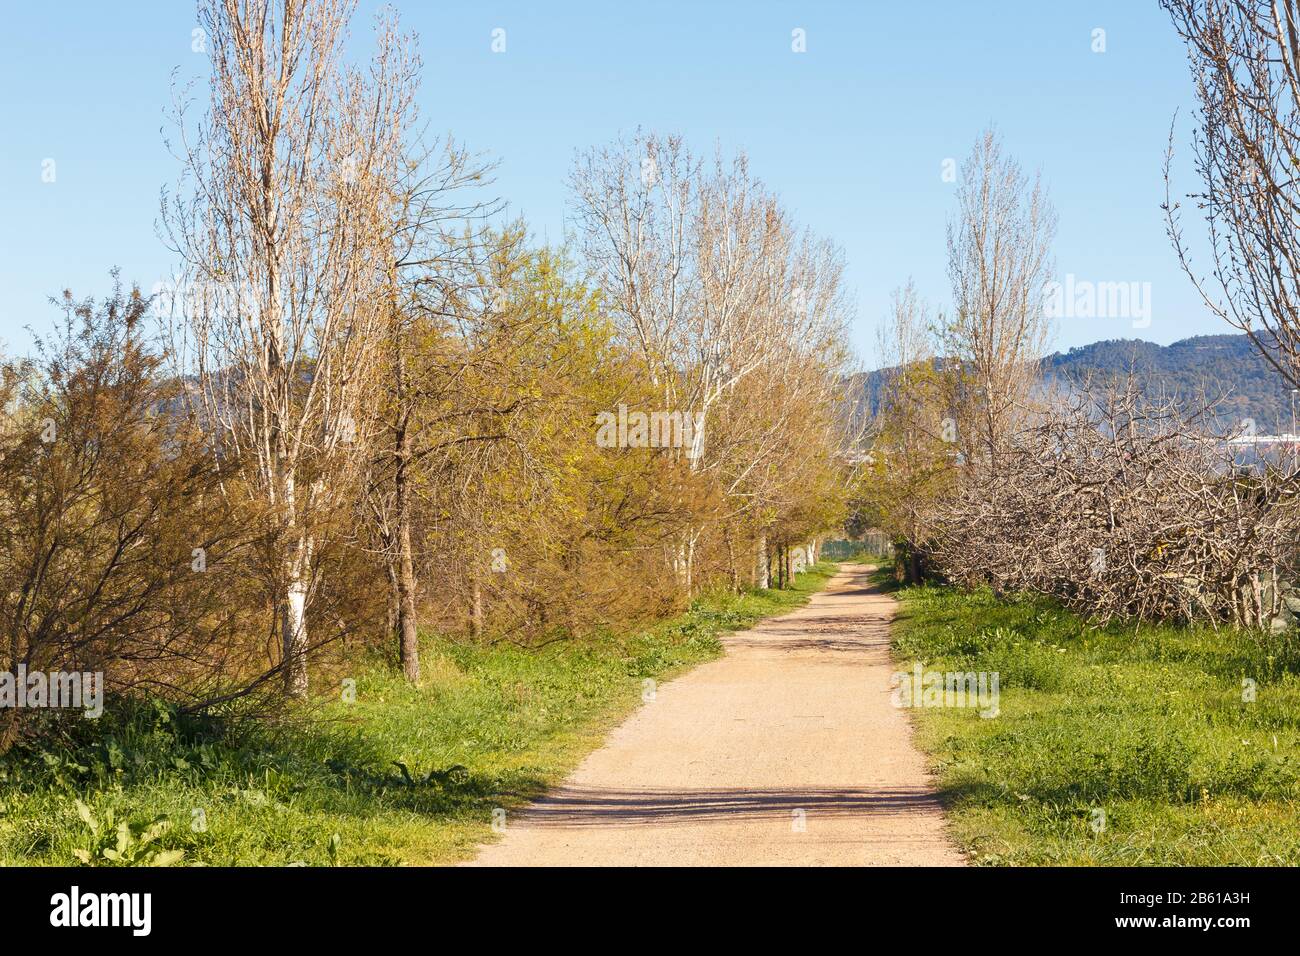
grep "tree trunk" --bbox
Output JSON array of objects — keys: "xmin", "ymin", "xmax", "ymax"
[
  {"xmin": 471, "ymin": 575, "xmax": 483, "ymax": 638},
  {"xmin": 725, "ymin": 527, "xmax": 739, "ymax": 593},
  {"xmin": 396, "ymin": 511, "xmax": 419, "ymax": 683},
  {"xmin": 390, "ymin": 325, "xmax": 420, "ymax": 683},
  {"xmin": 685, "ymin": 530, "xmax": 697, "ymax": 597},
  {"xmin": 385, "ymin": 559, "xmax": 399, "ymax": 639},
  {"xmin": 674, "ymin": 532, "xmax": 695, "ymax": 596},
  {"xmin": 282, "ymin": 532, "xmax": 310, "ymax": 698},
  {"xmin": 281, "ymin": 464, "xmax": 310, "ymax": 699},
  {"xmin": 907, "ymin": 548, "xmax": 922, "ymax": 585},
  {"xmin": 756, "ymin": 533, "xmax": 769, "ymax": 588}
]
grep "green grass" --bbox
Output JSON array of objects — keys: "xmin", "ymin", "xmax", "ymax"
[
  {"xmin": 0, "ymin": 562, "xmax": 838, "ymax": 866},
  {"xmin": 889, "ymin": 571, "xmax": 1300, "ymax": 865},
  {"xmin": 837, "ymin": 548, "xmax": 893, "ymax": 566}
]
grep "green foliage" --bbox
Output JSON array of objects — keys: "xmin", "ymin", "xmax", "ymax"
[
  {"xmin": 71, "ymin": 800, "xmax": 183, "ymax": 867},
  {"xmin": 1046, "ymin": 333, "xmax": 1290, "ymax": 429},
  {"xmin": 0, "ymin": 563, "xmax": 838, "ymax": 866},
  {"xmin": 859, "ymin": 333, "xmax": 1293, "ymax": 430},
  {"xmin": 890, "ymin": 572, "xmax": 1300, "ymax": 865}
]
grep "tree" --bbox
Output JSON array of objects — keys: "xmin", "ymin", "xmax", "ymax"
[
  {"xmin": 369, "ymin": 226, "xmax": 584, "ymax": 677},
  {"xmin": 943, "ymin": 128, "xmax": 1056, "ymax": 466},
  {"xmin": 0, "ymin": 280, "xmax": 257, "ymax": 746},
  {"xmin": 367, "ymin": 142, "xmax": 498, "ymax": 682},
  {"xmin": 929, "ymin": 383, "xmax": 1300, "ymax": 628},
  {"xmin": 569, "ymin": 132, "xmax": 852, "ymax": 593},
  {"xmin": 861, "ymin": 281, "xmax": 955, "ymax": 583},
  {"xmin": 1163, "ymin": 0, "xmax": 1300, "ymax": 388},
  {"xmin": 164, "ymin": 0, "xmax": 420, "ymax": 696}
]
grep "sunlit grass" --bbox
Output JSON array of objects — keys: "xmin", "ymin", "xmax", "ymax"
[
  {"xmin": 889, "ymin": 572, "xmax": 1300, "ymax": 865},
  {"xmin": 0, "ymin": 563, "xmax": 838, "ymax": 866}
]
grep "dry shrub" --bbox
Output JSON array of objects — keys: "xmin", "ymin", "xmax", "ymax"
[
  {"xmin": 0, "ymin": 281, "xmax": 276, "ymax": 743},
  {"xmin": 931, "ymin": 385, "xmax": 1300, "ymax": 628}
]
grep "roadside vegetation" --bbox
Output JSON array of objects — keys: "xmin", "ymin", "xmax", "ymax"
[
  {"xmin": 887, "ymin": 569, "xmax": 1300, "ymax": 866},
  {"xmin": 845, "ymin": 3, "xmax": 1300, "ymax": 868},
  {"xmin": 0, "ymin": 0, "xmax": 856, "ymax": 869},
  {"xmin": 0, "ymin": 564, "xmax": 837, "ymax": 866}
]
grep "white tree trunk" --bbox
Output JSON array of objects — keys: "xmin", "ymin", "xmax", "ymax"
[
  {"xmin": 756, "ymin": 533, "xmax": 769, "ymax": 589},
  {"xmin": 282, "ymin": 546, "xmax": 310, "ymax": 698},
  {"xmin": 279, "ymin": 465, "xmax": 311, "ymax": 698}
]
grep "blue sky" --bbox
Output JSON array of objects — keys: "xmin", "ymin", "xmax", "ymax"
[{"xmin": 0, "ymin": 1, "xmax": 1212, "ymax": 365}]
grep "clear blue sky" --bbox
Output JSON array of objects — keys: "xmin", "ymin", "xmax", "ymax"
[{"xmin": 0, "ymin": 0, "xmax": 1213, "ymax": 365}]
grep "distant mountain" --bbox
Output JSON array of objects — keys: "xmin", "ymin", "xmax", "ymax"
[
  {"xmin": 1045, "ymin": 333, "xmax": 1292, "ymax": 430},
  {"xmin": 855, "ymin": 333, "xmax": 1297, "ymax": 431}
]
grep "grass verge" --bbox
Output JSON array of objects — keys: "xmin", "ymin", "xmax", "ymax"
[
  {"xmin": 888, "ymin": 571, "xmax": 1300, "ymax": 865},
  {"xmin": 0, "ymin": 562, "xmax": 838, "ymax": 866}
]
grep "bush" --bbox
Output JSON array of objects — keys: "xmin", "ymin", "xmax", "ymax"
[{"xmin": 0, "ymin": 279, "xmax": 276, "ymax": 748}]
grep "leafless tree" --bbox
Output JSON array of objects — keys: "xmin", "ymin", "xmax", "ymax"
[
  {"xmin": 569, "ymin": 132, "xmax": 700, "ymax": 397},
  {"xmin": 569, "ymin": 132, "xmax": 851, "ymax": 591},
  {"xmin": 943, "ymin": 128, "xmax": 1056, "ymax": 465},
  {"xmin": 163, "ymin": 0, "xmax": 420, "ymax": 696},
  {"xmin": 1163, "ymin": 0, "xmax": 1300, "ymax": 387}
]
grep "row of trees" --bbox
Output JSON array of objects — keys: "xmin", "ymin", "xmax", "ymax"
[
  {"xmin": 859, "ymin": 0, "xmax": 1300, "ymax": 629},
  {"xmin": 0, "ymin": 0, "xmax": 854, "ymax": 734}
]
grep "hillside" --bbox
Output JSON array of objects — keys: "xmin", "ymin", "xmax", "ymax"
[
  {"xmin": 1046, "ymin": 333, "xmax": 1291, "ymax": 429},
  {"xmin": 857, "ymin": 333, "xmax": 1295, "ymax": 431}
]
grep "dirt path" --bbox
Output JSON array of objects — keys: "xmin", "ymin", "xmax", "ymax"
[{"xmin": 469, "ymin": 564, "xmax": 965, "ymax": 866}]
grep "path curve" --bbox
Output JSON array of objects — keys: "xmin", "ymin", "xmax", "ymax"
[{"xmin": 470, "ymin": 564, "xmax": 965, "ymax": 866}]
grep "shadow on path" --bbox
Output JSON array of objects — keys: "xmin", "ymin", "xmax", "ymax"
[{"xmin": 516, "ymin": 785, "xmax": 949, "ymax": 829}]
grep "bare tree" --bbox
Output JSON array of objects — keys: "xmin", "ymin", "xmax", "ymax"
[
  {"xmin": 943, "ymin": 128, "xmax": 1056, "ymax": 465},
  {"xmin": 163, "ymin": 0, "xmax": 420, "ymax": 696},
  {"xmin": 569, "ymin": 132, "xmax": 851, "ymax": 592},
  {"xmin": 569, "ymin": 132, "xmax": 700, "ymax": 398},
  {"xmin": 1163, "ymin": 0, "xmax": 1300, "ymax": 387}
]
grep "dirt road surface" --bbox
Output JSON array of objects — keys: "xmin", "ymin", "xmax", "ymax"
[{"xmin": 469, "ymin": 564, "xmax": 965, "ymax": 866}]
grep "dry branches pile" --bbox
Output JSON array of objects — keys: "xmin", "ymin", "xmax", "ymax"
[{"xmin": 930, "ymin": 387, "xmax": 1300, "ymax": 628}]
